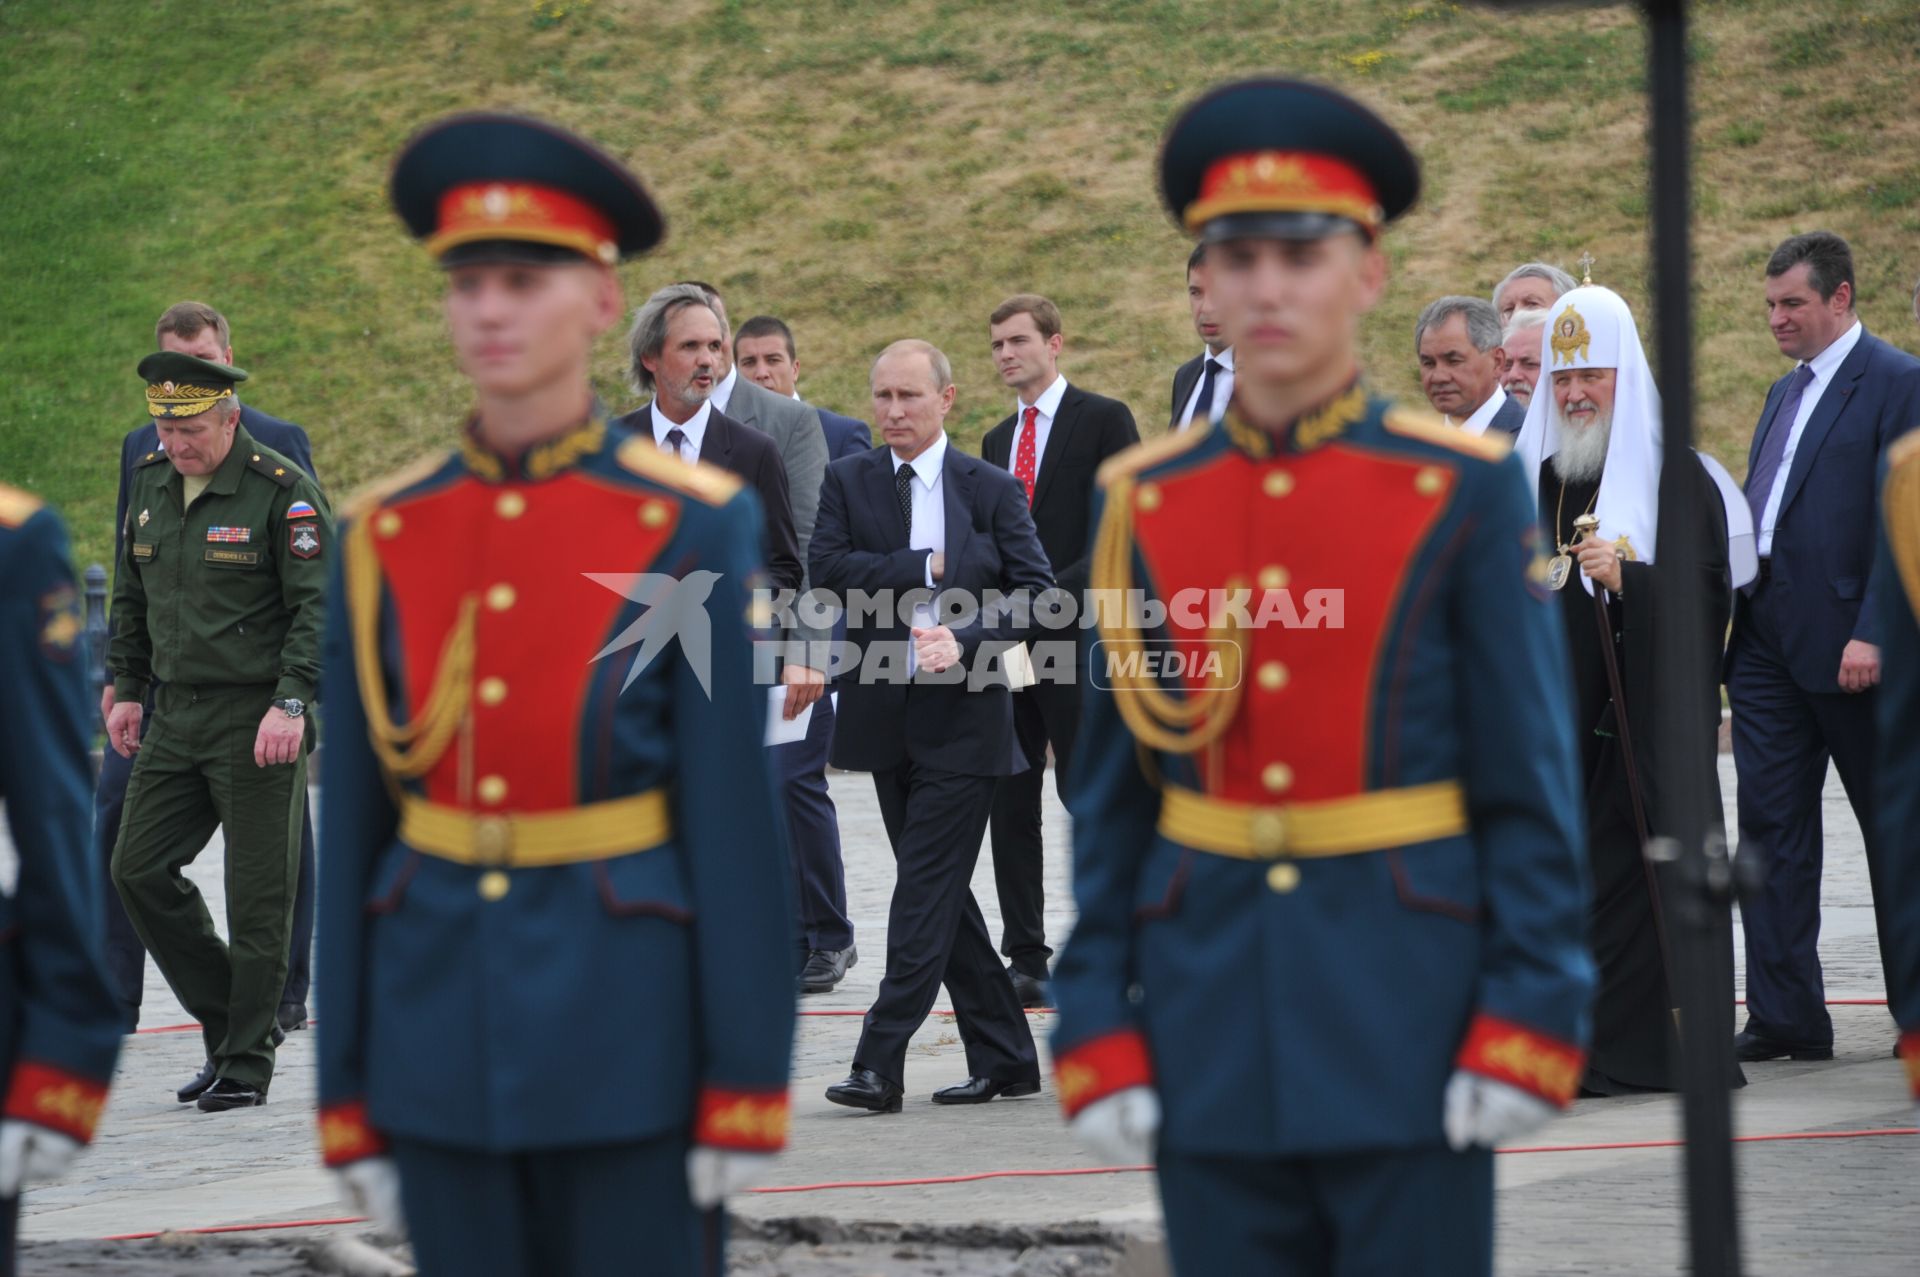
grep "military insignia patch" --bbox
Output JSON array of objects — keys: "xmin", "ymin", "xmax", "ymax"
[
  {"xmin": 290, "ymin": 522, "xmax": 322, "ymax": 559},
  {"xmin": 138, "ymin": 508, "xmax": 150, "ymax": 528},
  {"xmin": 287, "ymin": 500, "xmax": 318, "ymax": 519},
  {"xmin": 207, "ymin": 526, "xmax": 251, "ymax": 543},
  {"xmin": 38, "ymin": 585, "xmax": 82, "ymax": 661},
  {"xmin": 1523, "ymin": 524, "xmax": 1554, "ymax": 602}
]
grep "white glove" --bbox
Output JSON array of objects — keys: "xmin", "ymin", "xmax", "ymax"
[
  {"xmin": 0, "ymin": 1120, "xmax": 81, "ymax": 1198},
  {"xmin": 686, "ymin": 1147, "xmax": 776, "ymax": 1209},
  {"xmin": 1443, "ymin": 1070, "xmax": 1557, "ymax": 1151},
  {"xmin": 1069, "ymin": 1085, "xmax": 1160, "ymax": 1166},
  {"xmin": 335, "ymin": 1156, "xmax": 407, "ymax": 1239}
]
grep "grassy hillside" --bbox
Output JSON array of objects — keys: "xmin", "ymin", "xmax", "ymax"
[{"xmin": 5, "ymin": 0, "xmax": 1918, "ymax": 568}]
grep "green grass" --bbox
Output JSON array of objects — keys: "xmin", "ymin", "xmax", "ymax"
[{"xmin": 4, "ymin": 0, "xmax": 1919, "ymax": 571}]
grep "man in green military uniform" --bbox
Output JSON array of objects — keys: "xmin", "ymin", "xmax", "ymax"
[{"xmin": 107, "ymin": 351, "xmax": 332, "ymax": 1112}]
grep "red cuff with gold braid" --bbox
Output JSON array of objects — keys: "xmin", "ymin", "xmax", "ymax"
[
  {"xmin": 693, "ymin": 1086, "xmax": 790, "ymax": 1152},
  {"xmin": 2, "ymin": 1061, "xmax": 109, "ymax": 1144},
  {"xmin": 318, "ymin": 1099, "xmax": 390, "ymax": 1168},
  {"xmin": 1899, "ymin": 1030, "xmax": 1920, "ymax": 1101},
  {"xmin": 1054, "ymin": 1029, "xmax": 1155, "ymax": 1120},
  {"xmin": 1456, "ymin": 1013, "xmax": 1584, "ymax": 1108}
]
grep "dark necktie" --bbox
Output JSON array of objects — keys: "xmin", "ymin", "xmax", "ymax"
[
  {"xmin": 1745, "ymin": 363, "xmax": 1815, "ymax": 531},
  {"xmin": 1194, "ymin": 357, "xmax": 1222, "ymax": 427},
  {"xmin": 662, "ymin": 427, "xmax": 689, "ymax": 461},
  {"xmin": 896, "ymin": 461, "xmax": 914, "ymax": 535}
]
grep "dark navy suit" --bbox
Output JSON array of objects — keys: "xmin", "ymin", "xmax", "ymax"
[
  {"xmin": 1874, "ymin": 431, "xmax": 1920, "ymax": 1093},
  {"xmin": 97, "ymin": 405, "xmax": 320, "ymax": 1027},
  {"xmin": 1727, "ymin": 327, "xmax": 1920, "ymax": 1048},
  {"xmin": 776, "ymin": 404, "xmax": 872, "ymax": 960},
  {"xmin": 1485, "ymin": 393, "xmax": 1525, "ymax": 436}
]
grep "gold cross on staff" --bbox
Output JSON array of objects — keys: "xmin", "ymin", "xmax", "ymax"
[{"xmin": 1577, "ymin": 252, "xmax": 1596, "ymax": 286}]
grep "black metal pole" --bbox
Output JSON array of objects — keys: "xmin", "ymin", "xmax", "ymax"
[{"xmin": 1643, "ymin": 1, "xmax": 1742, "ymax": 1273}]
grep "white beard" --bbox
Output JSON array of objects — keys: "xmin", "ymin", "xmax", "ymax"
[{"xmin": 1550, "ymin": 407, "xmax": 1612, "ymax": 483}]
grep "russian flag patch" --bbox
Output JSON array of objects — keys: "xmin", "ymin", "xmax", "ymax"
[{"xmin": 287, "ymin": 500, "xmax": 317, "ymax": 519}]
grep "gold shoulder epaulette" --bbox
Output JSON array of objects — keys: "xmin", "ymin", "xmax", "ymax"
[
  {"xmin": 0, "ymin": 483, "xmax": 46, "ymax": 529},
  {"xmin": 135, "ymin": 449, "xmax": 170, "ymax": 468},
  {"xmin": 1884, "ymin": 429, "xmax": 1920, "ymax": 619},
  {"xmin": 614, "ymin": 436, "xmax": 743, "ymax": 506},
  {"xmin": 341, "ymin": 449, "xmax": 456, "ymax": 523},
  {"xmin": 1382, "ymin": 405, "xmax": 1513, "ymax": 462},
  {"xmin": 1096, "ymin": 422, "xmax": 1212, "ymax": 490},
  {"xmin": 247, "ymin": 449, "xmax": 302, "ymax": 488}
]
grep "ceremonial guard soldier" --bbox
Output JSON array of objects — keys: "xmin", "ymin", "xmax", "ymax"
[
  {"xmin": 315, "ymin": 114, "xmax": 794, "ymax": 1277},
  {"xmin": 108, "ymin": 353, "xmax": 331, "ymax": 1112},
  {"xmin": 0, "ymin": 487, "xmax": 124, "ymax": 1271},
  {"xmin": 1875, "ymin": 432, "xmax": 1920, "ymax": 1117},
  {"xmin": 1049, "ymin": 80, "xmax": 1594, "ymax": 1275}
]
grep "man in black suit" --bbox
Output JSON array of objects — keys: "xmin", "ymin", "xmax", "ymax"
[
  {"xmin": 1728, "ymin": 231, "xmax": 1920, "ymax": 1061},
  {"xmin": 1416, "ymin": 295, "xmax": 1523, "ymax": 436},
  {"xmin": 734, "ymin": 313, "xmax": 867, "ymax": 992},
  {"xmin": 98, "ymin": 301, "xmax": 320, "ymax": 1035},
  {"xmin": 979, "ymin": 295, "xmax": 1139, "ymax": 1006},
  {"xmin": 1170, "ymin": 243, "xmax": 1232, "ymax": 430},
  {"xmin": 613, "ymin": 285, "xmax": 800, "ymax": 593},
  {"xmin": 813, "ymin": 339, "xmax": 1054, "ymax": 1112}
]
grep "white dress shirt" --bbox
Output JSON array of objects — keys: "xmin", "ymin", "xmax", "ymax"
[
  {"xmin": 1007, "ymin": 374, "xmax": 1068, "ymax": 475},
  {"xmin": 1177, "ymin": 346, "xmax": 1235, "ymax": 429},
  {"xmin": 1453, "ymin": 385, "xmax": 1509, "ymax": 436},
  {"xmin": 649, "ymin": 398, "xmax": 712, "ymax": 463},
  {"xmin": 1757, "ymin": 319, "xmax": 1862, "ymax": 556},
  {"xmin": 710, "ymin": 366, "xmax": 739, "ymax": 417},
  {"xmin": 897, "ymin": 432, "xmax": 949, "ymax": 671}
]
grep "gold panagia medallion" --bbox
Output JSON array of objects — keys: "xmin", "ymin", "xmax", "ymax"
[{"xmin": 1546, "ymin": 553, "xmax": 1574, "ymax": 591}]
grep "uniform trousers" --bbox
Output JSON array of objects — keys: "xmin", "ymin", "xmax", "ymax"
[
  {"xmin": 111, "ymin": 683, "xmax": 302, "ymax": 1088},
  {"xmin": 93, "ymin": 692, "xmax": 316, "ymax": 1027},
  {"xmin": 1156, "ymin": 1145, "xmax": 1493, "ymax": 1277},
  {"xmin": 854, "ymin": 762, "xmax": 1038, "ymax": 1088},
  {"xmin": 392, "ymin": 1134, "xmax": 721, "ymax": 1277}
]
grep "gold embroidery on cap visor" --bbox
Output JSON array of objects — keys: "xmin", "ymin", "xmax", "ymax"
[
  {"xmin": 1183, "ymin": 153, "xmax": 1385, "ymax": 237},
  {"xmin": 144, "ymin": 383, "xmax": 234, "ymax": 418}
]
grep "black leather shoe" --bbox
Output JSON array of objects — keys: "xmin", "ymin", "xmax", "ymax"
[
  {"xmin": 176, "ymin": 1060, "xmax": 218, "ymax": 1104},
  {"xmin": 1734, "ymin": 1030, "xmax": 1832, "ymax": 1062},
  {"xmin": 1008, "ymin": 967, "xmax": 1051, "ymax": 1009},
  {"xmin": 825, "ymin": 1068, "xmax": 903, "ymax": 1113},
  {"xmin": 931, "ymin": 1076, "xmax": 1042, "ymax": 1105},
  {"xmin": 196, "ymin": 1078, "xmax": 267, "ymax": 1111},
  {"xmin": 277, "ymin": 1002, "xmax": 309, "ymax": 1033},
  {"xmin": 271, "ymin": 1022, "xmax": 287, "ymax": 1048},
  {"xmin": 799, "ymin": 946, "xmax": 857, "ymax": 994}
]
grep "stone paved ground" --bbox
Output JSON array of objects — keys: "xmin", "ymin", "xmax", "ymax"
[{"xmin": 11, "ymin": 754, "xmax": 1917, "ymax": 1274}]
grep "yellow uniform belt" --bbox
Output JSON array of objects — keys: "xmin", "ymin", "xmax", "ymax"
[
  {"xmin": 399, "ymin": 788, "xmax": 671, "ymax": 868},
  {"xmin": 1158, "ymin": 780, "xmax": 1467, "ymax": 860}
]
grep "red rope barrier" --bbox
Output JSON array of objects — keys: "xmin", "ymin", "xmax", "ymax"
[{"xmin": 88, "ymin": 1126, "xmax": 1916, "ymax": 1240}]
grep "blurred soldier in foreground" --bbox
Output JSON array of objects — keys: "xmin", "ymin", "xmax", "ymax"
[
  {"xmin": 1875, "ymin": 433, "xmax": 1920, "ymax": 1118},
  {"xmin": 0, "ymin": 486, "xmax": 124, "ymax": 1273},
  {"xmin": 1512, "ymin": 284, "xmax": 1754, "ymax": 1095},
  {"xmin": 1049, "ymin": 78, "xmax": 1594, "ymax": 1276},
  {"xmin": 316, "ymin": 113, "xmax": 794, "ymax": 1276}
]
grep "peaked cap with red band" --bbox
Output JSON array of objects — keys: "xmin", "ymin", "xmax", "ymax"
[
  {"xmin": 1160, "ymin": 78, "xmax": 1420, "ymax": 243},
  {"xmin": 390, "ymin": 112, "xmax": 664, "ymax": 267}
]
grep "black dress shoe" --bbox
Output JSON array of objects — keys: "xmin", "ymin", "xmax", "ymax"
[
  {"xmin": 1734, "ymin": 1030, "xmax": 1832, "ymax": 1062},
  {"xmin": 825, "ymin": 1068, "xmax": 903, "ymax": 1113},
  {"xmin": 176, "ymin": 1060, "xmax": 218, "ymax": 1104},
  {"xmin": 1008, "ymin": 967, "xmax": 1051, "ymax": 1009},
  {"xmin": 196, "ymin": 1078, "xmax": 267, "ymax": 1111},
  {"xmin": 931, "ymin": 1076, "xmax": 1042, "ymax": 1105},
  {"xmin": 799, "ymin": 946, "xmax": 857, "ymax": 994},
  {"xmin": 277, "ymin": 1002, "xmax": 309, "ymax": 1033}
]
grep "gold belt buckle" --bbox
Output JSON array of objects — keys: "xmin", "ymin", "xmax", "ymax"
[
  {"xmin": 1248, "ymin": 808, "xmax": 1288, "ymax": 856},
  {"xmin": 474, "ymin": 816, "xmax": 513, "ymax": 900}
]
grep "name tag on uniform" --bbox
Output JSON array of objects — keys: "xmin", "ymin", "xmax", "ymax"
[
  {"xmin": 204, "ymin": 548, "xmax": 262, "ymax": 566},
  {"xmin": 131, "ymin": 542, "xmax": 155, "ymax": 561}
]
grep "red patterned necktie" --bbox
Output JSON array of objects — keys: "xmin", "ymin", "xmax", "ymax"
[{"xmin": 1013, "ymin": 405, "xmax": 1039, "ymax": 505}]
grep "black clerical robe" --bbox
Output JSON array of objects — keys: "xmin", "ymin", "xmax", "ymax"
[{"xmin": 1540, "ymin": 458, "xmax": 1743, "ymax": 1094}]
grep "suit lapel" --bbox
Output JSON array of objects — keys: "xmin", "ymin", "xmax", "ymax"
[
  {"xmin": 941, "ymin": 447, "xmax": 974, "ymax": 572},
  {"xmin": 1746, "ymin": 376, "xmax": 1792, "ymax": 476},
  {"xmin": 724, "ymin": 379, "xmax": 759, "ymax": 429},
  {"xmin": 1172, "ymin": 358, "xmax": 1200, "ymax": 427},
  {"xmin": 1777, "ymin": 335, "xmax": 1870, "ymax": 519},
  {"xmin": 865, "ymin": 449, "xmax": 909, "ymax": 549},
  {"xmin": 702, "ymin": 412, "xmax": 733, "ymax": 467},
  {"xmin": 1030, "ymin": 389, "xmax": 1081, "ymax": 511}
]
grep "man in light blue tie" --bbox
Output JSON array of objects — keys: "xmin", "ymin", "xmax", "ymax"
[{"xmin": 1727, "ymin": 230, "xmax": 1920, "ymax": 1063}]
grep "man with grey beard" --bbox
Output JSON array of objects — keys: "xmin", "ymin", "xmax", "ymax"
[
  {"xmin": 1501, "ymin": 308, "xmax": 1549, "ymax": 411},
  {"xmin": 1516, "ymin": 285, "xmax": 1754, "ymax": 1096}
]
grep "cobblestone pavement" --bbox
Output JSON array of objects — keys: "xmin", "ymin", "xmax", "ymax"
[{"xmin": 9, "ymin": 754, "xmax": 1916, "ymax": 1274}]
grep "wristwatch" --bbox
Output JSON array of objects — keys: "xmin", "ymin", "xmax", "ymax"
[{"xmin": 272, "ymin": 698, "xmax": 306, "ymax": 719}]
